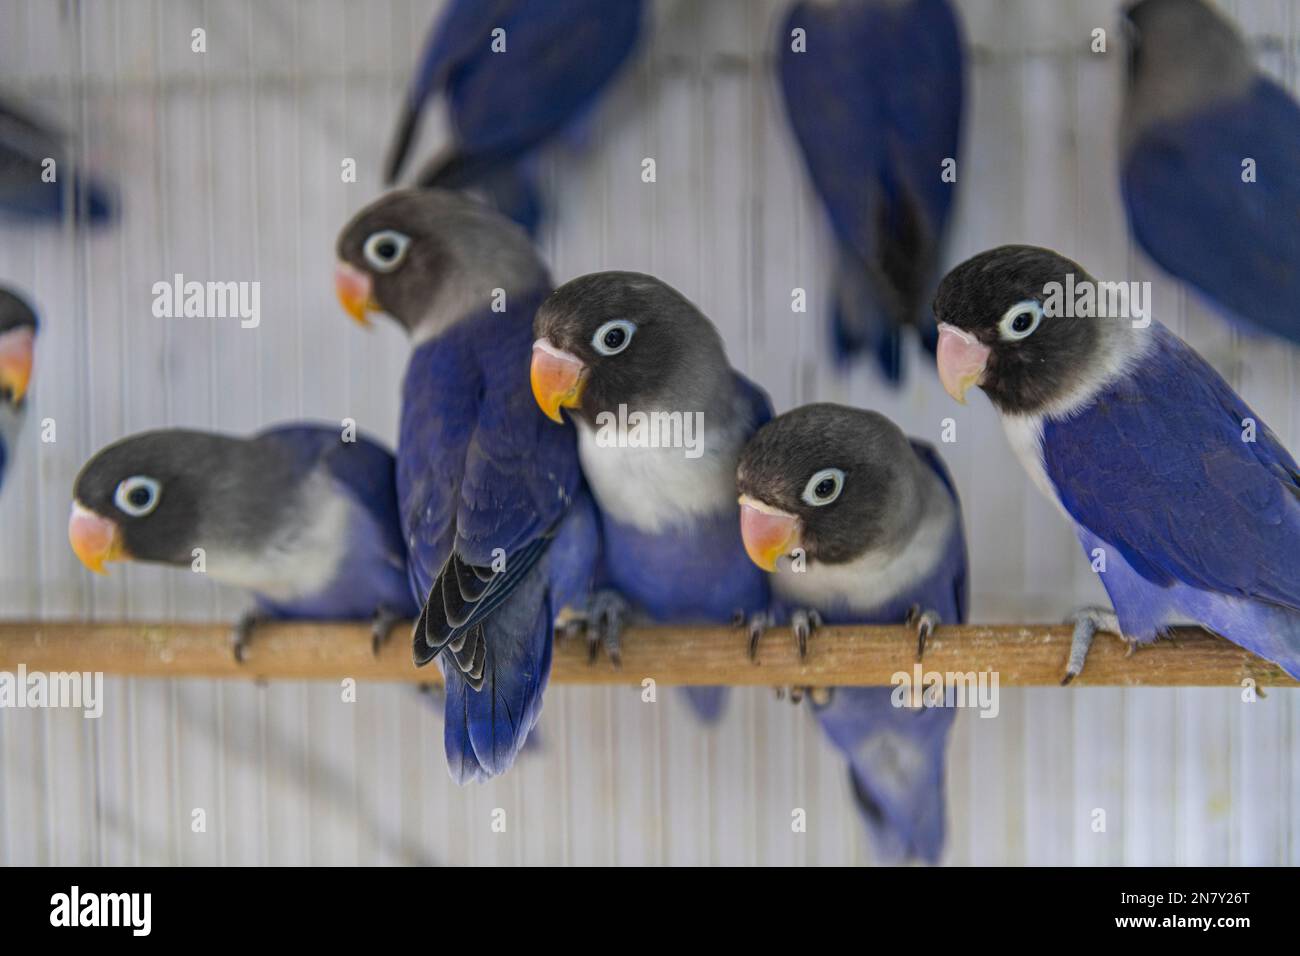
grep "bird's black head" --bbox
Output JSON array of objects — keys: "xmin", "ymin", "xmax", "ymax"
[
  {"xmin": 334, "ymin": 188, "xmax": 547, "ymax": 338},
  {"xmin": 0, "ymin": 287, "xmax": 37, "ymax": 408},
  {"xmin": 932, "ymin": 244, "xmax": 1104, "ymax": 415},
  {"xmin": 736, "ymin": 403, "xmax": 920, "ymax": 569},
  {"xmin": 530, "ymin": 271, "xmax": 730, "ymax": 426}
]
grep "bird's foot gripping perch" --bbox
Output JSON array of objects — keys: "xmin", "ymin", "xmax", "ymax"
[
  {"xmin": 369, "ymin": 604, "xmax": 404, "ymax": 656},
  {"xmin": 743, "ymin": 608, "xmax": 822, "ymax": 662},
  {"xmin": 230, "ymin": 610, "xmax": 268, "ymax": 664},
  {"xmin": 1062, "ymin": 606, "xmax": 1128, "ymax": 685},
  {"xmin": 907, "ymin": 605, "xmax": 940, "ymax": 660},
  {"xmin": 560, "ymin": 589, "xmax": 628, "ymax": 667}
]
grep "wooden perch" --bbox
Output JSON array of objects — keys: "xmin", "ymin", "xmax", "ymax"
[{"xmin": 0, "ymin": 620, "xmax": 1293, "ymax": 687}]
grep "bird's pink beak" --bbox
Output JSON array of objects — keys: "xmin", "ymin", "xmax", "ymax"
[
  {"xmin": 936, "ymin": 323, "xmax": 991, "ymax": 404},
  {"xmin": 738, "ymin": 496, "xmax": 800, "ymax": 572}
]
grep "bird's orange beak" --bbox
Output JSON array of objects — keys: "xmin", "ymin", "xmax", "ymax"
[
  {"xmin": 68, "ymin": 502, "xmax": 125, "ymax": 575},
  {"xmin": 335, "ymin": 261, "xmax": 376, "ymax": 327},
  {"xmin": 0, "ymin": 325, "xmax": 34, "ymax": 404},
  {"xmin": 739, "ymin": 496, "xmax": 800, "ymax": 572},
  {"xmin": 530, "ymin": 338, "xmax": 587, "ymax": 424},
  {"xmin": 936, "ymin": 323, "xmax": 991, "ymax": 404}
]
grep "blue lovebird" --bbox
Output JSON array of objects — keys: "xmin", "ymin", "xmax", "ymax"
[
  {"xmin": 778, "ymin": 0, "xmax": 964, "ymax": 380},
  {"xmin": 0, "ymin": 288, "xmax": 36, "ymax": 494},
  {"xmin": 68, "ymin": 423, "xmax": 418, "ymax": 660},
  {"xmin": 0, "ymin": 96, "xmax": 114, "ymax": 225},
  {"xmin": 335, "ymin": 189, "xmax": 596, "ymax": 782},
  {"xmin": 383, "ymin": 0, "xmax": 644, "ymax": 234},
  {"xmin": 1121, "ymin": 0, "xmax": 1300, "ymax": 346},
  {"xmin": 530, "ymin": 271, "xmax": 771, "ymax": 723},
  {"xmin": 737, "ymin": 403, "xmax": 968, "ymax": 864},
  {"xmin": 935, "ymin": 245, "xmax": 1300, "ymax": 683}
]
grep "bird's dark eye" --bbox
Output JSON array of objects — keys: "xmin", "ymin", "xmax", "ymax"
[
  {"xmin": 114, "ymin": 475, "xmax": 161, "ymax": 517},
  {"xmin": 362, "ymin": 230, "xmax": 410, "ymax": 273},
  {"xmin": 801, "ymin": 468, "xmax": 845, "ymax": 507},
  {"xmin": 592, "ymin": 319, "xmax": 636, "ymax": 356},
  {"xmin": 998, "ymin": 299, "xmax": 1043, "ymax": 340}
]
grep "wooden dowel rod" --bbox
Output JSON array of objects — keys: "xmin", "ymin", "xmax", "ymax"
[{"xmin": 0, "ymin": 620, "xmax": 1293, "ymax": 687}]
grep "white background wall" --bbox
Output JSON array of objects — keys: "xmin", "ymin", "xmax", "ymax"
[{"xmin": 0, "ymin": 0, "xmax": 1296, "ymax": 865}]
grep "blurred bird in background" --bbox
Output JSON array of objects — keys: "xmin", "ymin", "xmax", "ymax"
[
  {"xmin": 0, "ymin": 95, "xmax": 114, "ymax": 225},
  {"xmin": 384, "ymin": 0, "xmax": 644, "ymax": 235},
  {"xmin": 335, "ymin": 189, "xmax": 597, "ymax": 783},
  {"xmin": 68, "ymin": 424, "xmax": 418, "ymax": 660},
  {"xmin": 0, "ymin": 287, "xmax": 36, "ymax": 495},
  {"xmin": 737, "ymin": 403, "xmax": 967, "ymax": 863},
  {"xmin": 778, "ymin": 0, "xmax": 964, "ymax": 381},
  {"xmin": 1121, "ymin": 0, "xmax": 1300, "ymax": 347},
  {"xmin": 935, "ymin": 245, "xmax": 1300, "ymax": 683},
  {"xmin": 531, "ymin": 271, "xmax": 771, "ymax": 723}
]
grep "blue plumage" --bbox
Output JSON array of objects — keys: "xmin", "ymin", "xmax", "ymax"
[
  {"xmin": 778, "ymin": 0, "xmax": 963, "ymax": 378},
  {"xmin": 0, "ymin": 96, "xmax": 114, "ymax": 225},
  {"xmin": 1040, "ymin": 324, "xmax": 1300, "ymax": 677},
  {"xmin": 399, "ymin": 290, "xmax": 592, "ymax": 782},
  {"xmin": 385, "ymin": 0, "xmax": 644, "ymax": 233}
]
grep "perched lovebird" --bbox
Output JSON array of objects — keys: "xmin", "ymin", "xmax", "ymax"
[
  {"xmin": 68, "ymin": 424, "xmax": 418, "ymax": 659},
  {"xmin": 778, "ymin": 0, "xmax": 964, "ymax": 380},
  {"xmin": 0, "ymin": 288, "xmax": 36, "ymax": 494},
  {"xmin": 736, "ymin": 403, "xmax": 967, "ymax": 864},
  {"xmin": 530, "ymin": 271, "xmax": 771, "ymax": 722},
  {"xmin": 0, "ymin": 95, "xmax": 114, "ymax": 225},
  {"xmin": 934, "ymin": 245, "xmax": 1300, "ymax": 682},
  {"xmin": 335, "ymin": 189, "xmax": 596, "ymax": 782},
  {"xmin": 383, "ymin": 0, "xmax": 644, "ymax": 234},
  {"xmin": 1121, "ymin": 0, "xmax": 1300, "ymax": 346}
]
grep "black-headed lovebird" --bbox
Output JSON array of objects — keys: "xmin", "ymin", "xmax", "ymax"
[
  {"xmin": 0, "ymin": 95, "xmax": 114, "ymax": 225},
  {"xmin": 530, "ymin": 271, "xmax": 771, "ymax": 723},
  {"xmin": 383, "ymin": 0, "xmax": 643, "ymax": 234},
  {"xmin": 934, "ymin": 245, "xmax": 1300, "ymax": 683},
  {"xmin": 335, "ymin": 189, "xmax": 597, "ymax": 782},
  {"xmin": 69, "ymin": 424, "xmax": 418, "ymax": 659},
  {"xmin": 737, "ymin": 403, "xmax": 968, "ymax": 864},
  {"xmin": 778, "ymin": 0, "xmax": 964, "ymax": 380},
  {"xmin": 1121, "ymin": 0, "xmax": 1300, "ymax": 347},
  {"xmin": 0, "ymin": 288, "xmax": 36, "ymax": 495}
]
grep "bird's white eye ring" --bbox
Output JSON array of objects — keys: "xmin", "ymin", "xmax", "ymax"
[
  {"xmin": 362, "ymin": 230, "xmax": 410, "ymax": 273},
  {"xmin": 114, "ymin": 475, "xmax": 161, "ymax": 517},
  {"xmin": 592, "ymin": 319, "xmax": 636, "ymax": 356},
  {"xmin": 998, "ymin": 299, "xmax": 1043, "ymax": 341},
  {"xmin": 801, "ymin": 468, "xmax": 844, "ymax": 507}
]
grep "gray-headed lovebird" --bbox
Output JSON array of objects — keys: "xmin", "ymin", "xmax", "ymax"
[
  {"xmin": 0, "ymin": 288, "xmax": 36, "ymax": 494},
  {"xmin": 529, "ymin": 271, "xmax": 771, "ymax": 723},
  {"xmin": 69, "ymin": 424, "xmax": 418, "ymax": 659},
  {"xmin": 778, "ymin": 0, "xmax": 964, "ymax": 380},
  {"xmin": 335, "ymin": 189, "xmax": 597, "ymax": 782},
  {"xmin": 1121, "ymin": 0, "xmax": 1300, "ymax": 347},
  {"xmin": 934, "ymin": 245, "xmax": 1300, "ymax": 683},
  {"xmin": 737, "ymin": 403, "xmax": 968, "ymax": 864},
  {"xmin": 383, "ymin": 0, "xmax": 643, "ymax": 234}
]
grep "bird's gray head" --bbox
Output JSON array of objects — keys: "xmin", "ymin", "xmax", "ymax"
[
  {"xmin": 735, "ymin": 403, "xmax": 922, "ymax": 570},
  {"xmin": 69, "ymin": 430, "xmax": 304, "ymax": 575},
  {"xmin": 0, "ymin": 288, "xmax": 37, "ymax": 410},
  {"xmin": 931, "ymin": 245, "xmax": 1114, "ymax": 416},
  {"xmin": 334, "ymin": 188, "xmax": 549, "ymax": 341},
  {"xmin": 529, "ymin": 271, "xmax": 731, "ymax": 426},
  {"xmin": 1122, "ymin": 0, "xmax": 1253, "ymax": 138}
]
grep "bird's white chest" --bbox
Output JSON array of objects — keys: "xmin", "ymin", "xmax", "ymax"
[
  {"xmin": 575, "ymin": 418, "xmax": 739, "ymax": 534},
  {"xmin": 1001, "ymin": 413, "xmax": 1073, "ymax": 522}
]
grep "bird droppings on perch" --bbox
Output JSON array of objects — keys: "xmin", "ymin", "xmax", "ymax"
[{"xmin": 0, "ymin": 621, "xmax": 1294, "ymax": 687}]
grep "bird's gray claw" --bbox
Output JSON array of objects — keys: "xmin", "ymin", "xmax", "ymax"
[
  {"xmin": 584, "ymin": 589, "xmax": 627, "ymax": 668},
  {"xmin": 791, "ymin": 608, "xmax": 823, "ymax": 660},
  {"xmin": 1062, "ymin": 606, "xmax": 1122, "ymax": 685},
  {"xmin": 231, "ymin": 611, "xmax": 261, "ymax": 664},
  {"xmin": 907, "ymin": 605, "xmax": 940, "ymax": 661},
  {"xmin": 743, "ymin": 611, "xmax": 773, "ymax": 661},
  {"xmin": 369, "ymin": 604, "xmax": 402, "ymax": 656}
]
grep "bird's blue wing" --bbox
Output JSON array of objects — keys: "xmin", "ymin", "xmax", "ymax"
[
  {"xmin": 1123, "ymin": 78, "xmax": 1300, "ymax": 344},
  {"xmin": 1043, "ymin": 325, "xmax": 1300, "ymax": 610},
  {"xmin": 0, "ymin": 97, "xmax": 114, "ymax": 224}
]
